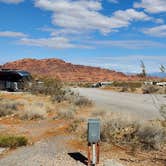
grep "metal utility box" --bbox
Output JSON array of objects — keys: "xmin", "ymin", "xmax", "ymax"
[{"xmin": 88, "ymin": 119, "xmax": 100, "ymax": 143}]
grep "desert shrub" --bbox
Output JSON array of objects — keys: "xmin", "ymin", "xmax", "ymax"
[
  {"xmin": 55, "ymin": 107, "xmax": 76, "ymax": 120},
  {"xmin": 67, "ymin": 118, "xmax": 84, "ymax": 133},
  {"xmin": 91, "ymin": 110, "xmax": 107, "ymax": 118},
  {"xmin": 18, "ymin": 103, "xmax": 46, "ymax": 120},
  {"xmin": 142, "ymin": 85, "xmax": 159, "ymax": 94},
  {"xmin": 111, "ymin": 81, "xmax": 142, "ymax": 88},
  {"xmin": 30, "ymin": 78, "xmax": 66, "ymax": 103},
  {"xmin": 74, "ymin": 96, "xmax": 93, "ymax": 107},
  {"xmin": 159, "ymin": 105, "xmax": 166, "ymax": 127},
  {"xmin": 0, "ymin": 135, "xmax": 28, "ymax": 148},
  {"xmin": 136, "ymin": 125, "xmax": 166, "ymax": 150},
  {"xmin": 101, "ymin": 119, "xmax": 139, "ymax": 145},
  {"xmin": 101, "ymin": 119, "xmax": 166, "ymax": 150},
  {"xmin": 20, "ymin": 112, "xmax": 44, "ymax": 120},
  {"xmin": 0, "ymin": 99, "xmax": 20, "ymax": 117},
  {"xmin": 160, "ymin": 105, "xmax": 166, "ymax": 120},
  {"xmin": 119, "ymin": 87, "xmax": 129, "ymax": 92}
]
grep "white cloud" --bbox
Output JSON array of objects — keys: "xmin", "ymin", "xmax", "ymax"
[
  {"xmin": 19, "ymin": 37, "xmax": 75, "ymax": 49},
  {"xmin": 108, "ymin": 0, "xmax": 118, "ymax": 4},
  {"xmin": 79, "ymin": 55, "xmax": 166, "ymax": 73},
  {"xmin": 0, "ymin": 0, "xmax": 23, "ymax": 4},
  {"xmin": 35, "ymin": 0, "xmax": 151, "ymax": 35},
  {"xmin": 143, "ymin": 25, "xmax": 166, "ymax": 37},
  {"xmin": 134, "ymin": 0, "xmax": 166, "ymax": 13},
  {"xmin": 88, "ymin": 39, "xmax": 165, "ymax": 49},
  {"xmin": 19, "ymin": 37, "xmax": 92, "ymax": 49},
  {"xmin": 0, "ymin": 31, "xmax": 27, "ymax": 38}
]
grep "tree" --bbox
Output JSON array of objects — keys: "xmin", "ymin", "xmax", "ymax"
[
  {"xmin": 140, "ymin": 60, "xmax": 146, "ymax": 77},
  {"xmin": 160, "ymin": 65, "xmax": 165, "ymax": 73}
]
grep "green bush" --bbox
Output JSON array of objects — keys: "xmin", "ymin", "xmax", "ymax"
[
  {"xmin": 0, "ymin": 135, "xmax": 28, "ymax": 148},
  {"xmin": 30, "ymin": 78, "xmax": 66, "ymax": 103}
]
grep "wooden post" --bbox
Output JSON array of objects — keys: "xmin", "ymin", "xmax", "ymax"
[
  {"xmin": 96, "ymin": 142, "xmax": 100, "ymax": 164},
  {"xmin": 88, "ymin": 143, "xmax": 91, "ymax": 166}
]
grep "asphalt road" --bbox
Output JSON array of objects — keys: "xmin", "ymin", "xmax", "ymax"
[{"xmin": 74, "ymin": 88, "xmax": 166, "ymax": 120}]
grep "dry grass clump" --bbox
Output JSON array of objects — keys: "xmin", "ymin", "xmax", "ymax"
[
  {"xmin": 18, "ymin": 102, "xmax": 48, "ymax": 120},
  {"xmin": 160, "ymin": 105, "xmax": 166, "ymax": 120},
  {"xmin": 101, "ymin": 119, "xmax": 166, "ymax": 150},
  {"xmin": 0, "ymin": 94, "xmax": 51, "ymax": 120},
  {"xmin": 159, "ymin": 105, "xmax": 166, "ymax": 127},
  {"xmin": 0, "ymin": 135, "xmax": 28, "ymax": 148},
  {"xmin": 74, "ymin": 96, "xmax": 93, "ymax": 107},
  {"xmin": 55, "ymin": 107, "xmax": 76, "ymax": 120},
  {"xmin": 0, "ymin": 98, "xmax": 21, "ymax": 117},
  {"xmin": 91, "ymin": 110, "xmax": 107, "ymax": 118},
  {"xmin": 137, "ymin": 125, "xmax": 166, "ymax": 150},
  {"xmin": 67, "ymin": 118, "xmax": 85, "ymax": 133}
]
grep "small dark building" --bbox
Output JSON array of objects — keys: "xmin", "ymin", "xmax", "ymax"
[{"xmin": 0, "ymin": 69, "xmax": 32, "ymax": 91}]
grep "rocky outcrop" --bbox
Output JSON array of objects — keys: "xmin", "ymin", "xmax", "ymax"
[{"xmin": 2, "ymin": 58, "xmax": 138, "ymax": 82}]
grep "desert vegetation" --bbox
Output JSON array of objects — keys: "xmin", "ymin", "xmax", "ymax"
[
  {"xmin": 67, "ymin": 109, "xmax": 166, "ymax": 154},
  {"xmin": 0, "ymin": 94, "xmax": 51, "ymax": 120},
  {"xmin": 0, "ymin": 135, "xmax": 28, "ymax": 148}
]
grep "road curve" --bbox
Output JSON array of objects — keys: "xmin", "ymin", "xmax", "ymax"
[{"xmin": 74, "ymin": 88, "xmax": 166, "ymax": 120}]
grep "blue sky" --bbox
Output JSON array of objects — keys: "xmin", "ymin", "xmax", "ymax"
[{"xmin": 0, "ymin": 0, "xmax": 166, "ymax": 73}]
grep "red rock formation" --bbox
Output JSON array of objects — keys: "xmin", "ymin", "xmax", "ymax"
[{"xmin": 1, "ymin": 58, "xmax": 140, "ymax": 82}]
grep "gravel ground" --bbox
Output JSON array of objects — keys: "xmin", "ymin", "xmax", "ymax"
[
  {"xmin": 0, "ymin": 135, "xmax": 85, "ymax": 166},
  {"xmin": 74, "ymin": 88, "xmax": 166, "ymax": 120}
]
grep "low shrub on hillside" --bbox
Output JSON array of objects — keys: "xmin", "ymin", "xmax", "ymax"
[{"xmin": 0, "ymin": 135, "xmax": 28, "ymax": 148}]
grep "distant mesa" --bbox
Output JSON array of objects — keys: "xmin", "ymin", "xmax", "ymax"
[{"xmin": 1, "ymin": 58, "xmax": 143, "ymax": 82}]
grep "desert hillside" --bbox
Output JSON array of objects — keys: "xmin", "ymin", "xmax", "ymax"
[{"xmin": 1, "ymin": 58, "xmax": 135, "ymax": 82}]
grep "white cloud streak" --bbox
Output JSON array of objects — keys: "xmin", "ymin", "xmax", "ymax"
[
  {"xmin": 80, "ymin": 55, "xmax": 166, "ymax": 73},
  {"xmin": 0, "ymin": 31, "xmax": 27, "ymax": 38},
  {"xmin": 19, "ymin": 37, "xmax": 75, "ymax": 49},
  {"xmin": 0, "ymin": 0, "xmax": 24, "ymax": 4},
  {"xmin": 143, "ymin": 25, "xmax": 166, "ymax": 37},
  {"xmin": 108, "ymin": 0, "xmax": 118, "ymax": 4},
  {"xmin": 134, "ymin": 0, "xmax": 166, "ymax": 13},
  {"xmin": 19, "ymin": 37, "xmax": 92, "ymax": 49},
  {"xmin": 88, "ymin": 39, "xmax": 165, "ymax": 49}
]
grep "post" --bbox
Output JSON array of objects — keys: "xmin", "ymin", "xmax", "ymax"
[
  {"xmin": 88, "ymin": 143, "xmax": 91, "ymax": 166},
  {"xmin": 96, "ymin": 142, "xmax": 100, "ymax": 164},
  {"xmin": 92, "ymin": 143, "xmax": 96, "ymax": 165}
]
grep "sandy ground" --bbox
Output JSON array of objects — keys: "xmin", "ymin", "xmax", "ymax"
[
  {"xmin": 74, "ymin": 88, "xmax": 166, "ymax": 120},
  {"xmin": 0, "ymin": 90, "xmax": 166, "ymax": 166}
]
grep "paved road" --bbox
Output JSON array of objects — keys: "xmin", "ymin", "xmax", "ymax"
[{"xmin": 74, "ymin": 88, "xmax": 166, "ymax": 120}]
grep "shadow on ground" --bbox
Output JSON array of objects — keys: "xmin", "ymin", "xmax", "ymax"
[{"xmin": 68, "ymin": 152, "xmax": 88, "ymax": 165}]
